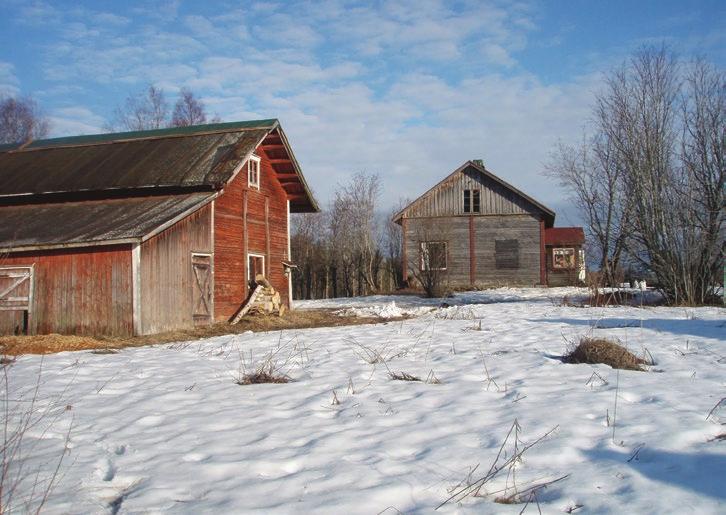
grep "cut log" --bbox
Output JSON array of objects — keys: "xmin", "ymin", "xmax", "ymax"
[{"xmin": 230, "ymin": 284, "xmax": 264, "ymax": 324}]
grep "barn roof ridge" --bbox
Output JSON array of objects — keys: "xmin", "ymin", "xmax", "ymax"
[{"xmin": 6, "ymin": 119, "xmax": 279, "ymax": 152}]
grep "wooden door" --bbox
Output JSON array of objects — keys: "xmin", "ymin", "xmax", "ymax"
[
  {"xmin": 0, "ymin": 266, "xmax": 33, "ymax": 335},
  {"xmin": 191, "ymin": 254, "xmax": 213, "ymax": 325}
]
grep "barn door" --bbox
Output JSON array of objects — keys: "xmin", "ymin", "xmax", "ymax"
[
  {"xmin": 0, "ymin": 266, "xmax": 34, "ymax": 335},
  {"xmin": 191, "ymin": 254, "xmax": 213, "ymax": 325}
]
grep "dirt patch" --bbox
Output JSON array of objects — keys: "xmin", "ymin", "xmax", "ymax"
[
  {"xmin": 0, "ymin": 309, "xmax": 407, "ymax": 356},
  {"xmin": 564, "ymin": 337, "xmax": 647, "ymax": 371}
]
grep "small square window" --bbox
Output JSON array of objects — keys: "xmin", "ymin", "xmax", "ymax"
[
  {"xmin": 553, "ymin": 248, "xmax": 576, "ymax": 269},
  {"xmin": 248, "ymin": 155, "xmax": 261, "ymax": 189},
  {"xmin": 420, "ymin": 241, "xmax": 447, "ymax": 270}
]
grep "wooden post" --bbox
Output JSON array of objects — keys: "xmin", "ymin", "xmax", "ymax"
[
  {"xmin": 401, "ymin": 218, "xmax": 408, "ymax": 285},
  {"xmin": 265, "ymin": 196, "xmax": 271, "ymax": 277},
  {"xmin": 243, "ymin": 190, "xmax": 249, "ymax": 297},
  {"xmin": 469, "ymin": 215, "xmax": 476, "ymax": 286},
  {"xmin": 539, "ymin": 220, "xmax": 546, "ymax": 286}
]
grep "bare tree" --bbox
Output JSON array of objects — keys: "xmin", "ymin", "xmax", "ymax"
[
  {"xmin": 329, "ymin": 173, "xmax": 382, "ymax": 296},
  {"xmin": 551, "ymin": 46, "xmax": 725, "ymax": 304},
  {"xmin": 171, "ymin": 88, "xmax": 207, "ymax": 127},
  {"xmin": 0, "ymin": 95, "xmax": 50, "ymax": 144},
  {"xmin": 547, "ymin": 134, "xmax": 631, "ymax": 286},
  {"xmin": 109, "ymin": 85, "xmax": 169, "ymax": 131}
]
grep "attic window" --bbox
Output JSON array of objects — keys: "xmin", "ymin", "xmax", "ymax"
[
  {"xmin": 463, "ymin": 189, "xmax": 480, "ymax": 213},
  {"xmin": 248, "ymin": 155, "xmax": 261, "ymax": 189}
]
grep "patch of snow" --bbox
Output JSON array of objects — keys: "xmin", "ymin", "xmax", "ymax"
[{"xmin": 2, "ymin": 290, "xmax": 725, "ymax": 513}]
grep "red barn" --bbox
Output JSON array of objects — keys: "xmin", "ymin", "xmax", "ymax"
[{"xmin": 0, "ymin": 120, "xmax": 318, "ymax": 336}]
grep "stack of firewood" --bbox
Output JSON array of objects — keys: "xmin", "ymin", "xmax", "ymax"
[
  {"xmin": 230, "ymin": 275, "xmax": 286, "ymax": 323},
  {"xmin": 249, "ymin": 275, "xmax": 284, "ymax": 315}
]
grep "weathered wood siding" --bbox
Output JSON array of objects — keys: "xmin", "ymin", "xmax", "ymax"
[
  {"xmin": 405, "ymin": 215, "xmax": 541, "ymax": 287},
  {"xmin": 0, "ymin": 245, "xmax": 133, "ymax": 336},
  {"xmin": 472, "ymin": 215, "xmax": 540, "ymax": 285},
  {"xmin": 139, "ymin": 203, "xmax": 213, "ymax": 334},
  {"xmin": 404, "ymin": 166, "xmax": 541, "ymax": 218},
  {"xmin": 214, "ymin": 149, "xmax": 290, "ymax": 320}
]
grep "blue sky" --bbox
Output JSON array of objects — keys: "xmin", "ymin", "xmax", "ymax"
[{"xmin": 1, "ymin": 0, "xmax": 724, "ymax": 221}]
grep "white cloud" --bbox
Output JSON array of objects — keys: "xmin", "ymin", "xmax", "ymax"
[
  {"xmin": 11, "ymin": 0, "xmax": 599, "ymax": 211},
  {"xmin": 48, "ymin": 106, "xmax": 107, "ymax": 136},
  {"xmin": 0, "ymin": 62, "xmax": 20, "ymax": 96}
]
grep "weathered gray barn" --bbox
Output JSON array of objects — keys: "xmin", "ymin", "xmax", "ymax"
[{"xmin": 393, "ymin": 160, "xmax": 585, "ymax": 288}]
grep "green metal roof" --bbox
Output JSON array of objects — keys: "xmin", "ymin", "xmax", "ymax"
[{"xmin": 24, "ymin": 119, "xmax": 279, "ymax": 150}]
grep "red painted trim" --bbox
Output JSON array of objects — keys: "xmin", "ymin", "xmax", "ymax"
[
  {"xmin": 469, "ymin": 216, "xmax": 475, "ymax": 285},
  {"xmin": 539, "ymin": 220, "xmax": 547, "ymax": 285}
]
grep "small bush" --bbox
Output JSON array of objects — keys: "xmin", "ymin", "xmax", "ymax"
[{"xmin": 564, "ymin": 337, "xmax": 647, "ymax": 371}]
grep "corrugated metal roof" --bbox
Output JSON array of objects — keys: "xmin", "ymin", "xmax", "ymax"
[
  {"xmin": 0, "ymin": 127, "xmax": 269, "ymax": 196},
  {"xmin": 0, "ymin": 119, "xmax": 318, "ymax": 213},
  {"xmin": 545, "ymin": 227, "xmax": 585, "ymax": 246},
  {"xmin": 0, "ymin": 193, "xmax": 215, "ymax": 251}
]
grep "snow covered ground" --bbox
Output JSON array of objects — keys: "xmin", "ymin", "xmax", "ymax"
[{"xmin": 3, "ymin": 288, "xmax": 725, "ymax": 513}]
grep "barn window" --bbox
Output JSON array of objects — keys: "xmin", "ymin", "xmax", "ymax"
[
  {"xmin": 248, "ymin": 155, "xmax": 261, "ymax": 190},
  {"xmin": 0, "ymin": 266, "xmax": 34, "ymax": 335},
  {"xmin": 553, "ymin": 248, "xmax": 576, "ymax": 269},
  {"xmin": 420, "ymin": 241, "xmax": 447, "ymax": 270},
  {"xmin": 495, "ymin": 239, "xmax": 519, "ymax": 269},
  {"xmin": 248, "ymin": 253, "xmax": 265, "ymax": 283},
  {"xmin": 463, "ymin": 189, "xmax": 480, "ymax": 213}
]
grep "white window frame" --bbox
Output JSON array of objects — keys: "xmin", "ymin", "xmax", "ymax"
[
  {"xmin": 420, "ymin": 241, "xmax": 447, "ymax": 271},
  {"xmin": 248, "ymin": 154, "xmax": 261, "ymax": 190},
  {"xmin": 553, "ymin": 247, "xmax": 576, "ymax": 269},
  {"xmin": 247, "ymin": 252, "xmax": 266, "ymax": 283}
]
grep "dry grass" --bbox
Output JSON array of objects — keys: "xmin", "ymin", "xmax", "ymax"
[
  {"xmin": 235, "ymin": 368, "xmax": 290, "ymax": 385},
  {"xmin": 564, "ymin": 337, "xmax": 647, "ymax": 371},
  {"xmin": 388, "ymin": 371, "xmax": 421, "ymax": 382},
  {"xmin": 0, "ymin": 309, "xmax": 405, "ymax": 356}
]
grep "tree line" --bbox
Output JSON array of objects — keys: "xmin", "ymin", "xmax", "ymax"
[
  {"xmin": 290, "ymin": 172, "xmax": 407, "ymax": 300},
  {"xmin": 547, "ymin": 46, "xmax": 724, "ymax": 305}
]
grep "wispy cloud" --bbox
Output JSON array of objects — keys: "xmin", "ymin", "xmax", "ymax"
[{"xmin": 0, "ymin": 62, "xmax": 20, "ymax": 95}]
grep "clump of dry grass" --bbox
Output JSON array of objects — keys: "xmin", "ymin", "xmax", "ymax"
[
  {"xmin": 388, "ymin": 371, "xmax": 421, "ymax": 382},
  {"xmin": 564, "ymin": 337, "xmax": 647, "ymax": 371},
  {"xmin": 235, "ymin": 363, "xmax": 290, "ymax": 385}
]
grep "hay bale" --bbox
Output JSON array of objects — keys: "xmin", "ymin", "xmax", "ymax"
[{"xmin": 564, "ymin": 337, "xmax": 646, "ymax": 371}]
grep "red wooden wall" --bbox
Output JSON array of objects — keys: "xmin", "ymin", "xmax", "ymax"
[
  {"xmin": 213, "ymin": 147, "xmax": 290, "ymax": 320},
  {"xmin": 0, "ymin": 245, "xmax": 133, "ymax": 336}
]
